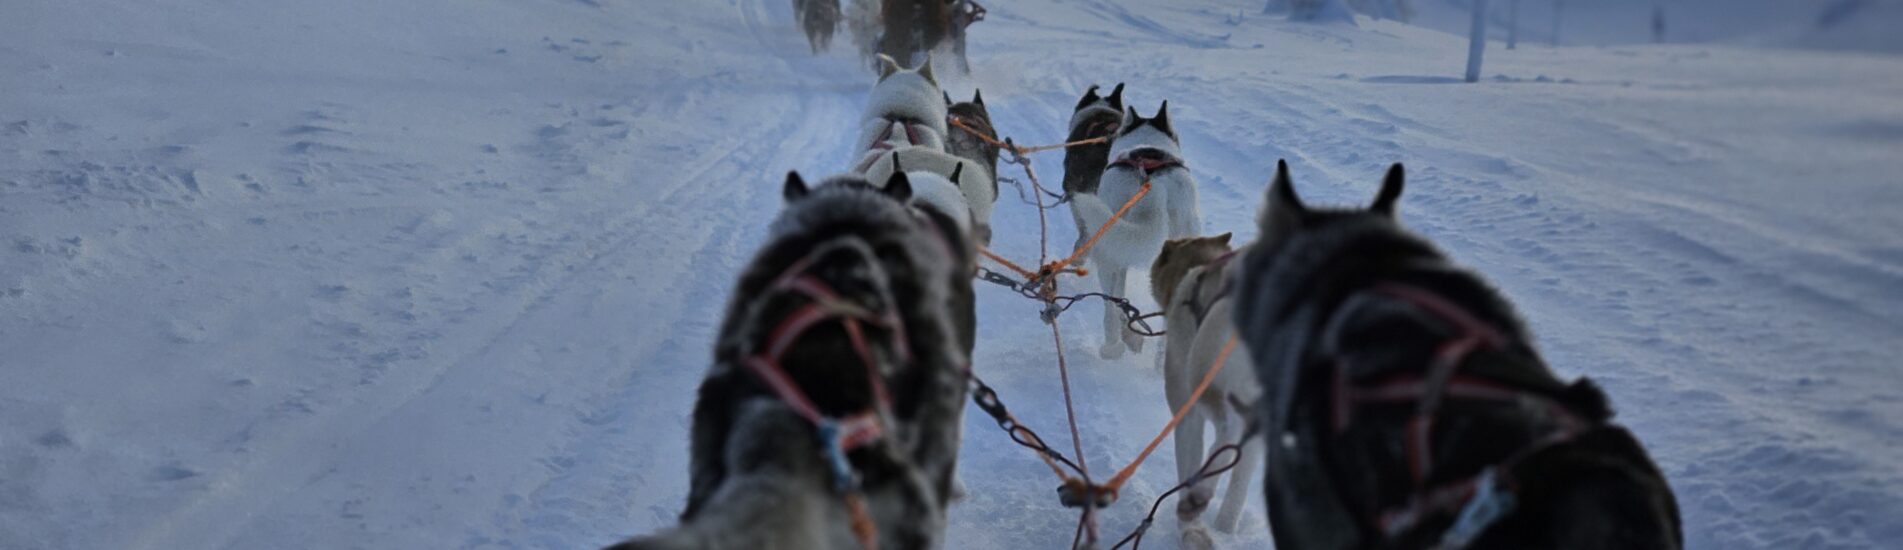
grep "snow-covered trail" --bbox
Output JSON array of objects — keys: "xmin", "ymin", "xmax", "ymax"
[{"xmin": 4, "ymin": 0, "xmax": 1900, "ymax": 549}]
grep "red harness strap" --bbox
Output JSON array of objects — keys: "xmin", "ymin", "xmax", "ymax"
[
  {"xmin": 1108, "ymin": 152, "xmax": 1185, "ymax": 173},
  {"xmin": 740, "ymin": 250, "xmax": 912, "ymax": 550},
  {"xmin": 1328, "ymin": 283, "xmax": 1591, "ymax": 548}
]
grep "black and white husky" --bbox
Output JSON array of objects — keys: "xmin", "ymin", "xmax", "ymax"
[
  {"xmin": 608, "ymin": 172, "xmax": 969, "ymax": 550},
  {"xmin": 1061, "ymin": 83, "xmax": 1124, "ymax": 262},
  {"xmin": 1149, "ymin": 234, "xmax": 1263, "ymax": 548},
  {"xmin": 1071, "ymin": 101, "xmax": 1201, "ymax": 359},
  {"xmin": 944, "ymin": 90, "xmax": 1000, "ymax": 243},
  {"xmin": 1231, "ymin": 162, "xmax": 1682, "ymax": 549}
]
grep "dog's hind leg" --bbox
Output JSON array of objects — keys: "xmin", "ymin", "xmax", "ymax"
[
  {"xmin": 1097, "ymin": 266, "xmax": 1127, "ymax": 359},
  {"xmin": 1212, "ymin": 409, "xmax": 1261, "ymax": 533},
  {"xmin": 1172, "ymin": 405, "xmax": 1211, "ymax": 525}
]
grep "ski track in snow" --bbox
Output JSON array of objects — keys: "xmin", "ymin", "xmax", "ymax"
[{"xmin": 4, "ymin": 0, "xmax": 1901, "ymax": 549}]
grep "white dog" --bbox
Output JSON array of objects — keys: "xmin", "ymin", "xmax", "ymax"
[
  {"xmin": 852, "ymin": 54, "xmax": 948, "ymax": 161},
  {"xmin": 1150, "ymin": 234, "xmax": 1263, "ymax": 548},
  {"xmin": 1069, "ymin": 101, "xmax": 1201, "ymax": 359}
]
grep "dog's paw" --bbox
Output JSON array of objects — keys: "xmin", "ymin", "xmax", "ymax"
[
  {"xmin": 1176, "ymin": 488, "xmax": 1212, "ymax": 522},
  {"xmin": 1098, "ymin": 340, "xmax": 1125, "ymax": 360},
  {"xmin": 1179, "ymin": 524, "xmax": 1216, "ymax": 550}
]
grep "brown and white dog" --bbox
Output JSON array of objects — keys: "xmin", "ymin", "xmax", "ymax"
[{"xmin": 1151, "ymin": 233, "xmax": 1264, "ymax": 548}]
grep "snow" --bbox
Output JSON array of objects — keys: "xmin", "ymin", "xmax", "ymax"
[{"xmin": 4, "ymin": 0, "xmax": 1901, "ymax": 549}]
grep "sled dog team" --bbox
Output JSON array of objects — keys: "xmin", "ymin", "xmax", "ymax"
[{"xmin": 610, "ymin": 57, "xmax": 1683, "ymax": 550}]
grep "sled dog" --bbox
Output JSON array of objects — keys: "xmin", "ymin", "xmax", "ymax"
[
  {"xmin": 609, "ymin": 172, "xmax": 968, "ymax": 550},
  {"xmin": 1150, "ymin": 233, "xmax": 1264, "ymax": 548},
  {"xmin": 1070, "ymin": 100, "xmax": 1201, "ymax": 359},
  {"xmin": 1061, "ymin": 83, "xmax": 1125, "ymax": 264},
  {"xmin": 1231, "ymin": 161, "xmax": 1683, "ymax": 549}
]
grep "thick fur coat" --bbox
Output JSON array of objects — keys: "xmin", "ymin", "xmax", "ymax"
[
  {"xmin": 1070, "ymin": 101, "xmax": 1202, "ymax": 359},
  {"xmin": 609, "ymin": 173, "xmax": 968, "ymax": 550},
  {"xmin": 853, "ymin": 55, "xmax": 950, "ymax": 158},
  {"xmin": 1150, "ymin": 234, "xmax": 1265, "ymax": 549},
  {"xmin": 1230, "ymin": 162, "xmax": 1682, "ymax": 550}
]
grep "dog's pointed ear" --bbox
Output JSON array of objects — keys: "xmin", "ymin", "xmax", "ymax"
[
  {"xmin": 972, "ymin": 89, "xmax": 984, "ymax": 106},
  {"xmin": 944, "ymin": 91, "xmax": 954, "ymax": 105},
  {"xmin": 1371, "ymin": 163, "xmax": 1405, "ymax": 217},
  {"xmin": 883, "ymin": 171, "xmax": 913, "ymax": 201},
  {"xmin": 951, "ymin": 162, "xmax": 965, "ymax": 185},
  {"xmin": 877, "ymin": 54, "xmax": 901, "ymax": 81},
  {"xmin": 1261, "ymin": 160, "xmax": 1309, "ymax": 234},
  {"xmin": 1123, "ymin": 105, "xmax": 1143, "ymax": 130},
  {"xmin": 1215, "ymin": 232, "xmax": 1233, "ymax": 246},
  {"xmin": 1108, "ymin": 83, "xmax": 1126, "ymax": 110},
  {"xmin": 918, "ymin": 58, "xmax": 936, "ymax": 84},
  {"xmin": 1154, "ymin": 100, "xmax": 1173, "ymax": 137},
  {"xmin": 783, "ymin": 171, "xmax": 809, "ymax": 202},
  {"xmin": 1075, "ymin": 85, "xmax": 1101, "ymax": 111}
]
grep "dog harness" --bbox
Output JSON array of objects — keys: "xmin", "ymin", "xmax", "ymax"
[
  {"xmin": 1329, "ymin": 283, "xmax": 1598, "ymax": 549},
  {"xmin": 1179, "ymin": 250, "xmax": 1238, "ymax": 326},
  {"xmin": 741, "ymin": 243, "xmax": 912, "ymax": 550},
  {"xmin": 1109, "ymin": 147, "xmax": 1185, "ymax": 173}
]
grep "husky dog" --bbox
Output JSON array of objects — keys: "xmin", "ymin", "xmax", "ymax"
[
  {"xmin": 794, "ymin": 0, "xmax": 842, "ymax": 53},
  {"xmin": 1070, "ymin": 100, "xmax": 1201, "ymax": 359},
  {"xmin": 944, "ymin": 90, "xmax": 999, "ymax": 200},
  {"xmin": 861, "ymin": 146, "xmax": 993, "ymax": 246},
  {"xmin": 853, "ymin": 55, "xmax": 949, "ymax": 163},
  {"xmin": 1149, "ymin": 234, "xmax": 1264, "ymax": 548},
  {"xmin": 1061, "ymin": 84, "xmax": 1125, "ymax": 261},
  {"xmin": 611, "ymin": 172, "xmax": 968, "ymax": 550},
  {"xmin": 1232, "ymin": 162, "xmax": 1682, "ymax": 549}
]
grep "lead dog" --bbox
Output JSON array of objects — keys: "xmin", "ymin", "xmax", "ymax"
[
  {"xmin": 1151, "ymin": 233, "xmax": 1264, "ymax": 548},
  {"xmin": 1232, "ymin": 161, "xmax": 1682, "ymax": 549},
  {"xmin": 1070, "ymin": 101, "xmax": 1201, "ymax": 359},
  {"xmin": 608, "ymin": 172, "xmax": 968, "ymax": 550}
]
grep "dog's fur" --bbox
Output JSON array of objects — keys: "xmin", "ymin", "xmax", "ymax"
[
  {"xmin": 1151, "ymin": 234, "xmax": 1265, "ymax": 548},
  {"xmin": 610, "ymin": 172, "xmax": 968, "ymax": 550},
  {"xmin": 794, "ymin": 0, "xmax": 842, "ymax": 53},
  {"xmin": 853, "ymin": 55, "xmax": 950, "ymax": 161},
  {"xmin": 862, "ymin": 147, "xmax": 995, "ymax": 247},
  {"xmin": 1231, "ymin": 162, "xmax": 1683, "ymax": 549},
  {"xmin": 1070, "ymin": 100, "xmax": 1202, "ymax": 359},
  {"xmin": 1061, "ymin": 84, "xmax": 1125, "ymax": 271},
  {"xmin": 944, "ymin": 90, "xmax": 999, "ymax": 201}
]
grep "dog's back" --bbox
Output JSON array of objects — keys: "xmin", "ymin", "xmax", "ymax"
[
  {"xmin": 1061, "ymin": 84, "xmax": 1123, "ymax": 197},
  {"xmin": 614, "ymin": 174, "xmax": 968, "ymax": 550},
  {"xmin": 1232, "ymin": 162, "xmax": 1681, "ymax": 550}
]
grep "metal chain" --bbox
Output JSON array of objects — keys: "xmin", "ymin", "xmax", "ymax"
[{"xmin": 973, "ymin": 269, "xmax": 1166, "ymax": 337}]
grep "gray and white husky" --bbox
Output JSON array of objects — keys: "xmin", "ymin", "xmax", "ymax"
[
  {"xmin": 607, "ymin": 172, "xmax": 968, "ymax": 550},
  {"xmin": 1070, "ymin": 101, "xmax": 1201, "ymax": 359},
  {"xmin": 1231, "ymin": 162, "xmax": 1682, "ymax": 549},
  {"xmin": 861, "ymin": 142, "xmax": 994, "ymax": 247},
  {"xmin": 1149, "ymin": 233, "xmax": 1264, "ymax": 548}
]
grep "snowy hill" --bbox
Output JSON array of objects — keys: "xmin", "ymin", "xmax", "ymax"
[{"xmin": 4, "ymin": 0, "xmax": 1901, "ymax": 549}]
